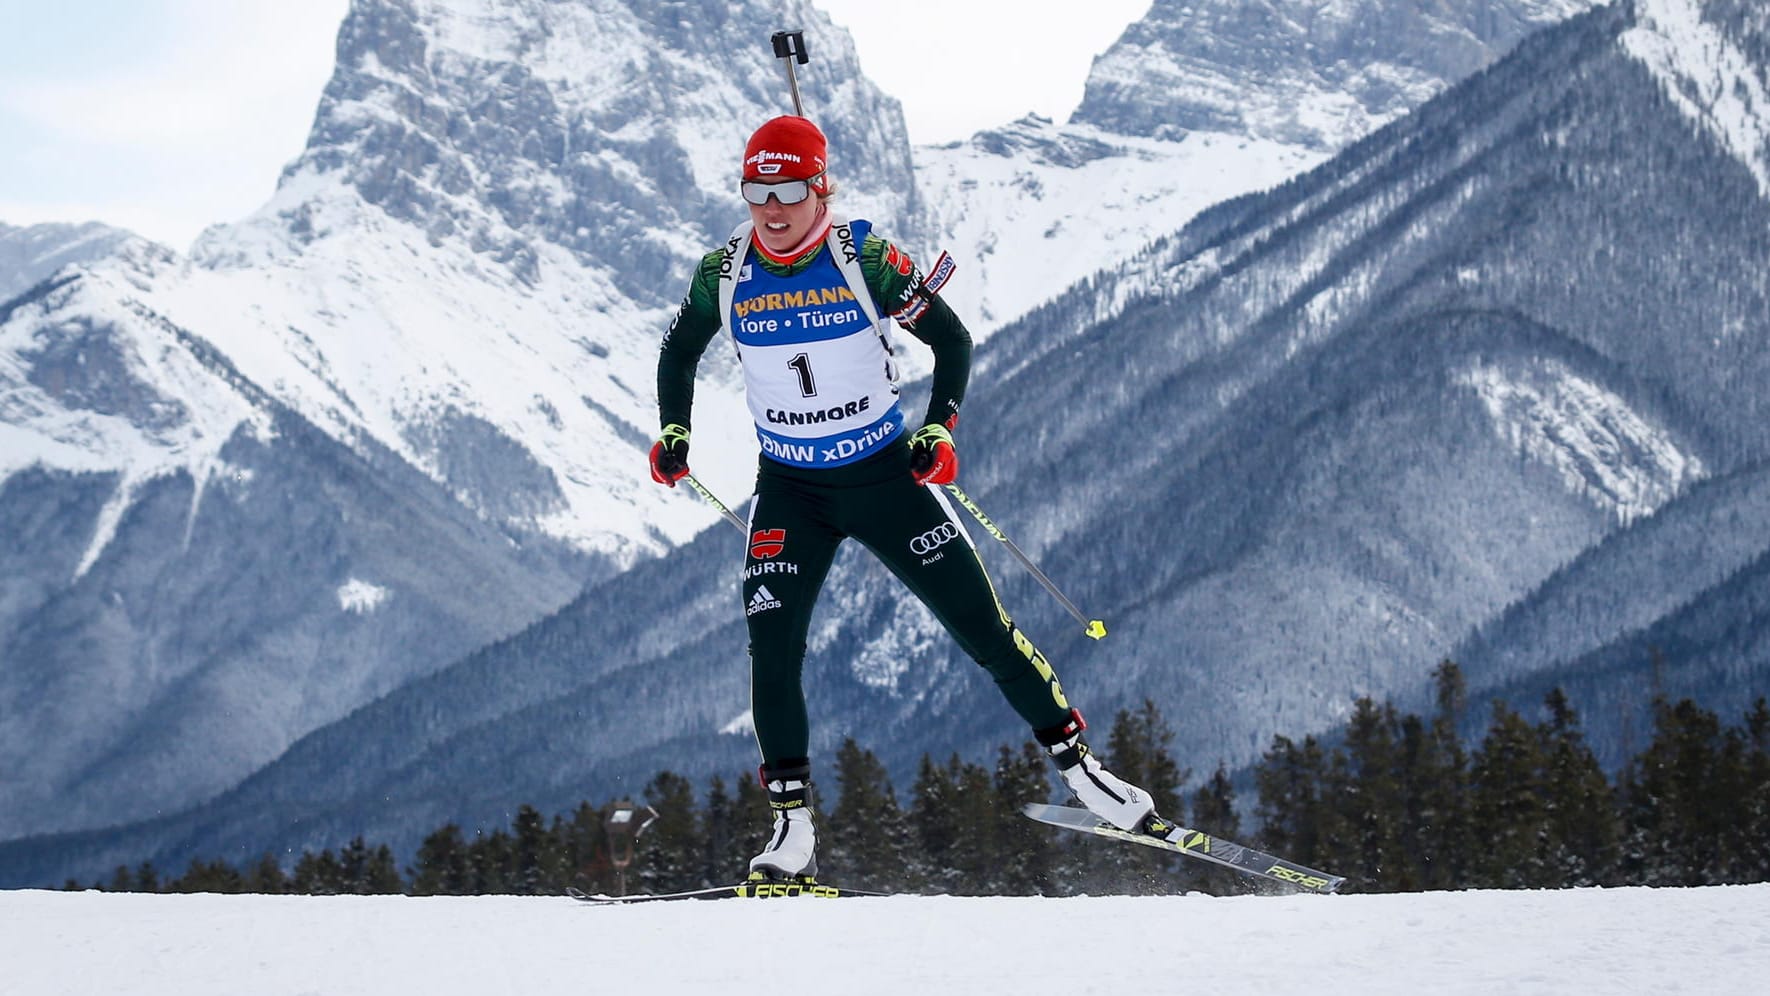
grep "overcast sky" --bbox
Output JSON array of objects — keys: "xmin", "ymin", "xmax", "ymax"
[{"xmin": 0, "ymin": 0, "xmax": 1148, "ymax": 250}]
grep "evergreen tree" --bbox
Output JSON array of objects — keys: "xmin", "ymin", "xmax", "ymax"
[
  {"xmin": 545, "ymin": 813, "xmax": 577, "ymax": 893},
  {"xmin": 246, "ymin": 853, "xmax": 290, "ymax": 894},
  {"xmin": 511, "ymin": 805, "xmax": 557, "ymax": 895},
  {"xmin": 1104, "ymin": 699, "xmax": 1188, "ymax": 818},
  {"xmin": 468, "ymin": 828, "xmax": 514, "ymax": 894},
  {"xmin": 700, "ymin": 775, "xmax": 745, "ymax": 885},
  {"xmin": 731, "ymin": 775, "xmax": 768, "ymax": 877},
  {"xmin": 1314, "ymin": 742, "xmax": 1362, "ymax": 888},
  {"xmin": 941, "ymin": 756, "xmax": 1000, "ymax": 894},
  {"xmin": 292, "ymin": 849, "xmax": 345, "ymax": 895},
  {"xmin": 1538, "ymin": 688, "xmax": 1620, "ymax": 886},
  {"xmin": 1742, "ymin": 699, "xmax": 1770, "ymax": 882},
  {"xmin": 170, "ymin": 858, "xmax": 246, "ymax": 894},
  {"xmin": 993, "ymin": 742, "xmax": 1060, "ymax": 895},
  {"xmin": 636, "ymin": 771, "xmax": 701, "ymax": 893},
  {"xmin": 1387, "ymin": 712, "xmax": 1435, "ymax": 890},
  {"xmin": 1190, "ymin": 763, "xmax": 1240, "ymax": 838},
  {"xmin": 1312, "ymin": 685, "xmax": 1472, "ymax": 894},
  {"xmin": 1255, "ymin": 734, "xmax": 1341, "ymax": 881},
  {"xmin": 1622, "ymin": 697, "xmax": 1770, "ymax": 886},
  {"xmin": 110, "ymin": 678, "xmax": 1770, "ymax": 902},
  {"xmin": 338, "ymin": 837, "xmax": 376, "ymax": 894},
  {"xmin": 823, "ymin": 738, "xmax": 909, "ymax": 892},
  {"xmin": 909, "ymin": 754, "xmax": 959, "ymax": 893},
  {"xmin": 1411, "ymin": 661, "xmax": 1473, "ymax": 890},
  {"xmin": 557, "ymin": 803, "xmax": 613, "ymax": 896},
  {"xmin": 1189, "ymin": 762, "xmax": 1249, "ymax": 895},
  {"xmin": 361, "ymin": 844, "xmax": 404, "ymax": 895},
  {"xmin": 1467, "ymin": 701, "xmax": 1553, "ymax": 888},
  {"xmin": 410, "ymin": 824, "xmax": 472, "ymax": 896},
  {"xmin": 1333, "ymin": 697, "xmax": 1409, "ymax": 892},
  {"xmin": 1458, "ymin": 693, "xmax": 1621, "ymax": 888},
  {"xmin": 1712, "ymin": 706, "xmax": 1768, "ymax": 884}
]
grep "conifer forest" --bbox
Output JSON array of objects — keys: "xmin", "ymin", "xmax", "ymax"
[{"xmin": 75, "ymin": 665, "xmax": 1769, "ymax": 898}]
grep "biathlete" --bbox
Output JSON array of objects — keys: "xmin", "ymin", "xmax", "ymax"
[{"xmin": 650, "ymin": 115, "xmax": 1153, "ymax": 880}]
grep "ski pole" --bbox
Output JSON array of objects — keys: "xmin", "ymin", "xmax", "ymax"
[
  {"xmin": 771, "ymin": 30, "xmax": 809, "ymax": 115},
  {"xmin": 683, "ymin": 473, "xmax": 748, "ymax": 534},
  {"xmin": 939, "ymin": 483, "xmax": 1108, "ymax": 640}
]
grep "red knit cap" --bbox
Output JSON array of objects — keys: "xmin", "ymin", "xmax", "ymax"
[{"xmin": 743, "ymin": 116, "xmax": 830, "ymax": 194}]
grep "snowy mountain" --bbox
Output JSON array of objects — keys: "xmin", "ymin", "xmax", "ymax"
[
  {"xmin": 1461, "ymin": 459, "xmax": 1770, "ymax": 765},
  {"xmin": 915, "ymin": 0, "xmax": 1600, "ymax": 331},
  {"xmin": 1074, "ymin": 0, "xmax": 1594, "ymax": 148},
  {"xmin": 914, "ymin": 116, "xmax": 1320, "ymax": 330},
  {"xmin": 0, "ymin": 222, "xmax": 138, "ymax": 303},
  {"xmin": 7, "ymin": 0, "xmax": 1764, "ymax": 889},
  {"xmin": 0, "ymin": 0, "xmax": 1598, "ymax": 854},
  {"xmin": 0, "ymin": 246, "xmax": 597, "ymax": 840},
  {"xmin": 0, "ymin": 0, "xmax": 913, "ymax": 842}
]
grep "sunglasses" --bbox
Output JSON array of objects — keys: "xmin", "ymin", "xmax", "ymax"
[{"xmin": 740, "ymin": 175, "xmax": 823, "ymax": 206}]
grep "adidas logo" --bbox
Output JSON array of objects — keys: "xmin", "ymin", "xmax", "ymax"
[{"xmin": 746, "ymin": 585, "xmax": 783, "ymax": 616}]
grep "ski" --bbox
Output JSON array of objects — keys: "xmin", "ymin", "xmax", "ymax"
[
  {"xmin": 567, "ymin": 879, "xmax": 890, "ymax": 905},
  {"xmin": 568, "ymin": 884, "xmax": 738, "ymax": 905},
  {"xmin": 1023, "ymin": 803, "xmax": 1345, "ymax": 894}
]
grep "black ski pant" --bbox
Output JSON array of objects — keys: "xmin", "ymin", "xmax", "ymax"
[{"xmin": 742, "ymin": 442, "xmax": 1073, "ymax": 766}]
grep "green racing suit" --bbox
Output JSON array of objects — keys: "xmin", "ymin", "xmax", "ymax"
[{"xmin": 656, "ymin": 223, "xmax": 1075, "ymax": 767}]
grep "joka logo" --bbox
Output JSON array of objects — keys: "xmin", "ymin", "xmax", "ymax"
[
  {"xmin": 747, "ymin": 585, "xmax": 783, "ymax": 616},
  {"xmin": 909, "ymin": 522, "xmax": 961, "ymax": 556},
  {"xmin": 750, "ymin": 528, "xmax": 787, "ymax": 559},
  {"xmin": 834, "ymin": 223, "xmax": 859, "ymax": 265}
]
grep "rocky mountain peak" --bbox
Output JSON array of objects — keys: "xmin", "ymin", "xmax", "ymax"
[
  {"xmin": 1073, "ymin": 0, "xmax": 1594, "ymax": 148},
  {"xmin": 195, "ymin": 0, "xmax": 918, "ymax": 293}
]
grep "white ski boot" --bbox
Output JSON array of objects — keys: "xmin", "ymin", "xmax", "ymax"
[
  {"xmin": 749, "ymin": 762, "xmax": 818, "ymax": 880},
  {"xmin": 1037, "ymin": 710, "xmax": 1155, "ymax": 830}
]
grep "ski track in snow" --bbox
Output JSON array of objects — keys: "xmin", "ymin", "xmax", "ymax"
[{"xmin": 4, "ymin": 885, "xmax": 1767, "ymax": 995}]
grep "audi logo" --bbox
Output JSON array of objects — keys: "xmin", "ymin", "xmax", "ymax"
[{"xmin": 909, "ymin": 522, "xmax": 961, "ymax": 555}]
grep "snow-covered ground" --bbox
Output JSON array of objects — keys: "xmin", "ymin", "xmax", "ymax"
[{"xmin": 6, "ymin": 884, "xmax": 1767, "ymax": 994}]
